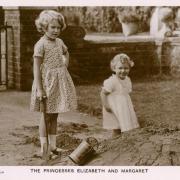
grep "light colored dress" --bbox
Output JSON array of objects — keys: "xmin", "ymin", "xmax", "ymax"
[
  {"xmin": 30, "ymin": 35, "xmax": 77, "ymax": 113},
  {"xmin": 102, "ymin": 74, "xmax": 139, "ymax": 132}
]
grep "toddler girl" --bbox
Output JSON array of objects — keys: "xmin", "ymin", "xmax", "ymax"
[
  {"xmin": 100, "ymin": 53, "xmax": 139, "ymax": 137},
  {"xmin": 30, "ymin": 10, "xmax": 77, "ymax": 157}
]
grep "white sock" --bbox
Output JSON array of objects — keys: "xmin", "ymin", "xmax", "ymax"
[
  {"xmin": 48, "ymin": 134, "xmax": 56, "ymax": 150},
  {"xmin": 40, "ymin": 137, "xmax": 47, "ymax": 153}
]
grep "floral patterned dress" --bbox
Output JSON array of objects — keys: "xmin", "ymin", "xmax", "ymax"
[
  {"xmin": 102, "ymin": 75, "xmax": 139, "ymax": 132},
  {"xmin": 30, "ymin": 35, "xmax": 77, "ymax": 113}
]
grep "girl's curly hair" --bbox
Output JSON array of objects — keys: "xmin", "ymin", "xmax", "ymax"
[
  {"xmin": 110, "ymin": 53, "xmax": 134, "ymax": 71},
  {"xmin": 35, "ymin": 10, "xmax": 66, "ymax": 33}
]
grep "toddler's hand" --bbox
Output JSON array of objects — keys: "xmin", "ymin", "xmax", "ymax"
[
  {"xmin": 104, "ymin": 106, "xmax": 112, "ymax": 113},
  {"xmin": 37, "ymin": 89, "xmax": 46, "ymax": 101}
]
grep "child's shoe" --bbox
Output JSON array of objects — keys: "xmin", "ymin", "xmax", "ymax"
[
  {"xmin": 112, "ymin": 129, "xmax": 121, "ymax": 138},
  {"xmin": 48, "ymin": 134, "xmax": 68, "ymax": 156},
  {"xmin": 49, "ymin": 151, "xmax": 59, "ymax": 160},
  {"xmin": 51, "ymin": 147, "xmax": 67, "ymax": 155}
]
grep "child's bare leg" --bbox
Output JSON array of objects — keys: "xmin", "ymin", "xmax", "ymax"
[
  {"xmin": 48, "ymin": 114, "xmax": 62, "ymax": 154},
  {"xmin": 39, "ymin": 113, "xmax": 51, "ymax": 136},
  {"xmin": 112, "ymin": 129, "xmax": 121, "ymax": 138},
  {"xmin": 49, "ymin": 113, "xmax": 58, "ymax": 134},
  {"xmin": 39, "ymin": 113, "xmax": 51, "ymax": 154}
]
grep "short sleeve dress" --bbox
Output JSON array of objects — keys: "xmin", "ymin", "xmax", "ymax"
[
  {"xmin": 102, "ymin": 74, "xmax": 139, "ymax": 132},
  {"xmin": 30, "ymin": 35, "xmax": 77, "ymax": 113}
]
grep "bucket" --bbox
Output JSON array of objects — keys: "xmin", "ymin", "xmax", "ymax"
[{"xmin": 68, "ymin": 137, "xmax": 98, "ymax": 165}]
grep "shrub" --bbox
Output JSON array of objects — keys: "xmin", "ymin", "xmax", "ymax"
[{"xmin": 58, "ymin": 7, "xmax": 153, "ymax": 33}]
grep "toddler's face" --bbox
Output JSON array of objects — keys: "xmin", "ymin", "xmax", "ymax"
[
  {"xmin": 114, "ymin": 61, "xmax": 130, "ymax": 80},
  {"xmin": 45, "ymin": 19, "xmax": 61, "ymax": 40}
]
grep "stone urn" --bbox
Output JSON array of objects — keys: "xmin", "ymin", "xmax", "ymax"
[{"xmin": 121, "ymin": 22, "xmax": 139, "ymax": 37}]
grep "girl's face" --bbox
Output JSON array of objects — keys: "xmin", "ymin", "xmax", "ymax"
[
  {"xmin": 114, "ymin": 61, "xmax": 130, "ymax": 80},
  {"xmin": 45, "ymin": 19, "xmax": 61, "ymax": 40}
]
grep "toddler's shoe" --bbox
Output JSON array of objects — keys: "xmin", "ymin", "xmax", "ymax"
[{"xmin": 112, "ymin": 129, "xmax": 121, "ymax": 138}]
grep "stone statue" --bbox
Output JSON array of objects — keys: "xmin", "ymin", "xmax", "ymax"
[{"xmin": 150, "ymin": 7, "xmax": 174, "ymax": 38}]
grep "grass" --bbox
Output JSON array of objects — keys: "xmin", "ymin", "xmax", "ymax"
[
  {"xmin": 1, "ymin": 75, "xmax": 179, "ymax": 129},
  {"xmin": 76, "ymin": 76, "xmax": 180, "ymax": 128},
  {"xmin": 76, "ymin": 85, "xmax": 102, "ymax": 118}
]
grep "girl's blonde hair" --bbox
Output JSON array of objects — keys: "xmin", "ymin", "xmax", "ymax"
[
  {"xmin": 110, "ymin": 53, "xmax": 134, "ymax": 71},
  {"xmin": 35, "ymin": 10, "xmax": 66, "ymax": 33}
]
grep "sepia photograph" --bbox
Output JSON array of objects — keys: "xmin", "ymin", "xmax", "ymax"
[{"xmin": 1, "ymin": 1, "xmax": 180, "ymax": 178}]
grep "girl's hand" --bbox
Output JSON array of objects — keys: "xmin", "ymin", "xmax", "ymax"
[
  {"xmin": 37, "ymin": 89, "xmax": 46, "ymax": 101},
  {"xmin": 62, "ymin": 55, "xmax": 67, "ymax": 66},
  {"xmin": 62, "ymin": 51, "xmax": 69, "ymax": 67},
  {"xmin": 62, "ymin": 55, "xmax": 66, "ymax": 63}
]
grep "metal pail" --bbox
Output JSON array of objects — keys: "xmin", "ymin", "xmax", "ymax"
[{"xmin": 68, "ymin": 137, "xmax": 98, "ymax": 165}]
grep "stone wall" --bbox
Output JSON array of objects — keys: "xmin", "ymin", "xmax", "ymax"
[
  {"xmin": 4, "ymin": 7, "xmax": 21, "ymax": 89},
  {"xmin": 162, "ymin": 37, "xmax": 180, "ymax": 77},
  {"xmin": 66, "ymin": 38, "xmax": 157, "ymax": 84}
]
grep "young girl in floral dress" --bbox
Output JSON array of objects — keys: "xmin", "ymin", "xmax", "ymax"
[
  {"xmin": 30, "ymin": 10, "xmax": 77, "ymax": 157},
  {"xmin": 100, "ymin": 53, "xmax": 139, "ymax": 137}
]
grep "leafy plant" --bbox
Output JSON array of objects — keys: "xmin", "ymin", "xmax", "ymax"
[
  {"xmin": 118, "ymin": 7, "xmax": 152, "ymax": 23},
  {"xmin": 117, "ymin": 7, "xmax": 153, "ymax": 32},
  {"xmin": 118, "ymin": 7, "xmax": 139, "ymax": 23}
]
